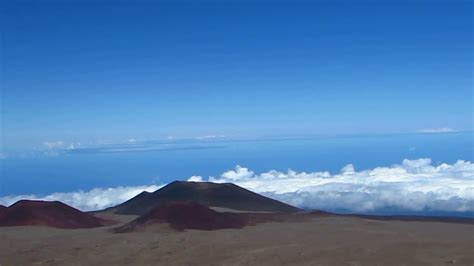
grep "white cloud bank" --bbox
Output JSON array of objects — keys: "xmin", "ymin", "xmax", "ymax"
[
  {"xmin": 0, "ymin": 185, "xmax": 162, "ymax": 211},
  {"xmin": 207, "ymin": 159, "xmax": 474, "ymax": 213},
  {"xmin": 1, "ymin": 159, "xmax": 472, "ymax": 214}
]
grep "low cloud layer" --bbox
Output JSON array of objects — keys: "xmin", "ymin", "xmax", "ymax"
[
  {"xmin": 205, "ymin": 159, "xmax": 474, "ymax": 213},
  {"xmin": 0, "ymin": 185, "xmax": 162, "ymax": 211},
  {"xmin": 1, "ymin": 159, "xmax": 472, "ymax": 215}
]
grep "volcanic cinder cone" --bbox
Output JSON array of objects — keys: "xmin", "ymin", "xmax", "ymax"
[
  {"xmin": 109, "ymin": 181, "xmax": 301, "ymax": 215},
  {"xmin": 0, "ymin": 200, "xmax": 107, "ymax": 229}
]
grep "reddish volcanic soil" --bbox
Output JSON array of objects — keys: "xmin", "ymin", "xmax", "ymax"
[
  {"xmin": 116, "ymin": 202, "xmax": 249, "ymax": 231},
  {"xmin": 0, "ymin": 200, "xmax": 107, "ymax": 229}
]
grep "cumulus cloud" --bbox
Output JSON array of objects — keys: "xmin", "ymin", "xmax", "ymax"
[
  {"xmin": 217, "ymin": 165, "xmax": 254, "ymax": 180},
  {"xmin": 0, "ymin": 159, "xmax": 472, "ymax": 214},
  {"xmin": 187, "ymin": 175, "xmax": 204, "ymax": 182},
  {"xmin": 0, "ymin": 185, "xmax": 162, "ymax": 211},
  {"xmin": 418, "ymin": 127, "xmax": 459, "ymax": 134}
]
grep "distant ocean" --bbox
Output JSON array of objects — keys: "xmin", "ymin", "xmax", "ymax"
[{"xmin": 1, "ymin": 132, "xmax": 472, "ymax": 196}]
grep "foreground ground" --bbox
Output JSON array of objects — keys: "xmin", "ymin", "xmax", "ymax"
[{"xmin": 0, "ymin": 212, "xmax": 473, "ymax": 266}]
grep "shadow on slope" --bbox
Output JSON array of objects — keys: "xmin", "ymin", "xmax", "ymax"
[{"xmin": 114, "ymin": 201, "xmax": 332, "ymax": 232}]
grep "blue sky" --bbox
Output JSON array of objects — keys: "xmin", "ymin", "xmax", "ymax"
[
  {"xmin": 0, "ymin": 1, "xmax": 473, "ymax": 216},
  {"xmin": 2, "ymin": 0, "xmax": 473, "ymax": 153}
]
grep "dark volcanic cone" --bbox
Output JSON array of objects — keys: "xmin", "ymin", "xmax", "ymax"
[
  {"xmin": 109, "ymin": 181, "xmax": 301, "ymax": 215},
  {"xmin": 0, "ymin": 200, "xmax": 106, "ymax": 229},
  {"xmin": 115, "ymin": 202, "xmax": 248, "ymax": 232}
]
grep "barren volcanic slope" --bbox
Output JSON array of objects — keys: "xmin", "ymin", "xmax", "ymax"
[
  {"xmin": 110, "ymin": 181, "xmax": 301, "ymax": 215},
  {"xmin": 0, "ymin": 200, "xmax": 106, "ymax": 229},
  {"xmin": 116, "ymin": 202, "xmax": 249, "ymax": 232}
]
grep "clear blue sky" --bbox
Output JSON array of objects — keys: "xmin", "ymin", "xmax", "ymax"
[{"xmin": 2, "ymin": 0, "xmax": 472, "ymax": 152}]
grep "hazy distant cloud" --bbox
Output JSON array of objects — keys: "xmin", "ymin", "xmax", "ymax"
[
  {"xmin": 43, "ymin": 141, "xmax": 65, "ymax": 149},
  {"xmin": 66, "ymin": 144, "xmax": 225, "ymax": 154},
  {"xmin": 66, "ymin": 142, "xmax": 81, "ymax": 150},
  {"xmin": 417, "ymin": 127, "xmax": 459, "ymax": 134},
  {"xmin": 195, "ymin": 135, "xmax": 227, "ymax": 140},
  {"xmin": 37, "ymin": 139, "xmax": 227, "ymax": 156},
  {"xmin": 39, "ymin": 141, "xmax": 83, "ymax": 157},
  {"xmin": 1, "ymin": 159, "xmax": 472, "ymax": 214},
  {"xmin": 42, "ymin": 141, "xmax": 68, "ymax": 157},
  {"xmin": 0, "ymin": 153, "xmax": 7, "ymax": 159}
]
